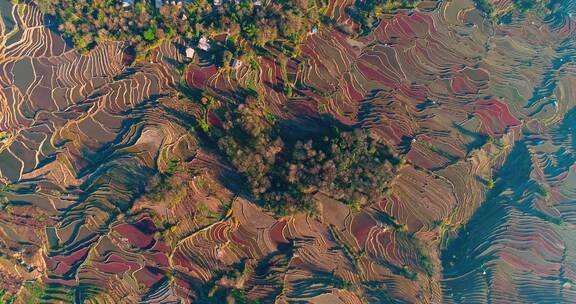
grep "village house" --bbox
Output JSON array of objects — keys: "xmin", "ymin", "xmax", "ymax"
[
  {"xmin": 155, "ymin": 0, "xmax": 183, "ymax": 8},
  {"xmin": 185, "ymin": 47, "xmax": 195, "ymax": 59},
  {"xmin": 197, "ymin": 36, "xmax": 211, "ymax": 51},
  {"xmin": 231, "ymin": 59, "xmax": 243, "ymax": 69},
  {"xmin": 310, "ymin": 25, "xmax": 318, "ymax": 34},
  {"xmin": 122, "ymin": 0, "xmax": 134, "ymax": 8}
]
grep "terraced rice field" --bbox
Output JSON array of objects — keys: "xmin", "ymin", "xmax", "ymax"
[{"xmin": 0, "ymin": 0, "xmax": 574, "ymax": 303}]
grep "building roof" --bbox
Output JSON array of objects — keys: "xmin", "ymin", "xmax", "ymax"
[
  {"xmin": 231, "ymin": 59, "xmax": 243, "ymax": 69},
  {"xmin": 185, "ymin": 47, "xmax": 195, "ymax": 59},
  {"xmin": 197, "ymin": 36, "xmax": 211, "ymax": 51}
]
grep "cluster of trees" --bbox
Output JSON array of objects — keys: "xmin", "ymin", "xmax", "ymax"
[
  {"xmin": 191, "ymin": 0, "xmax": 320, "ymax": 46},
  {"xmin": 38, "ymin": 0, "xmax": 320, "ymax": 54},
  {"xmin": 37, "ymin": 0, "xmax": 164, "ymax": 52},
  {"xmin": 348, "ymin": 0, "xmax": 420, "ymax": 33},
  {"xmin": 215, "ymin": 101, "xmax": 400, "ymax": 214}
]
